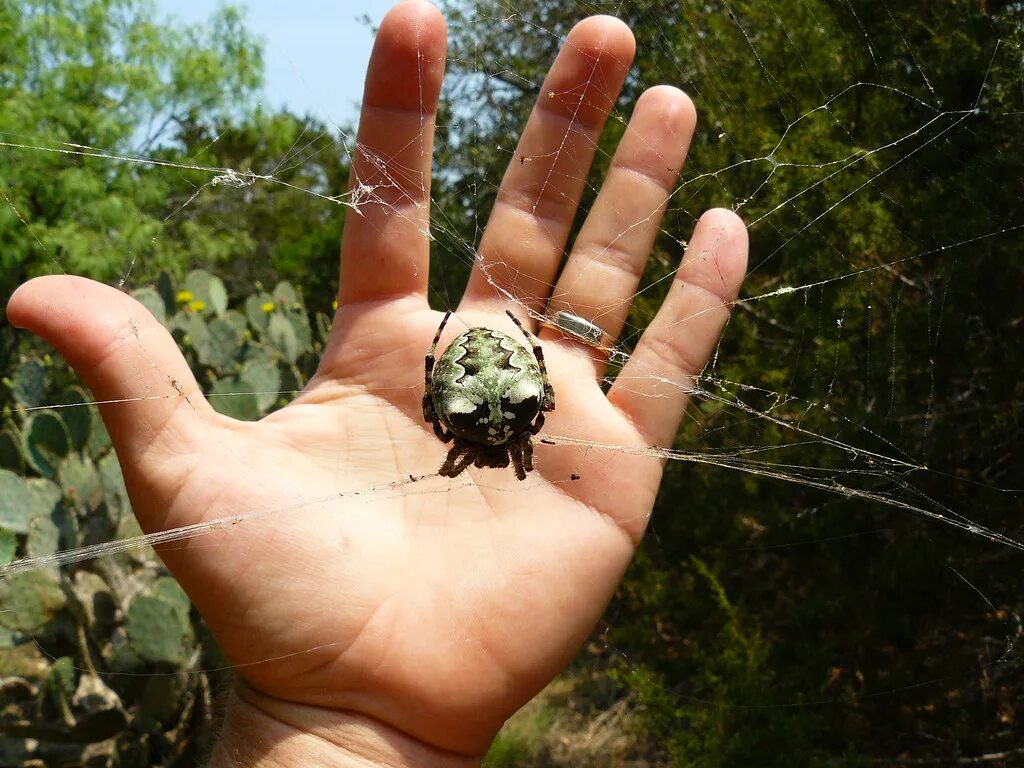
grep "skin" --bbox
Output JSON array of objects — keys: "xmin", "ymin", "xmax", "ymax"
[{"xmin": 6, "ymin": 2, "xmax": 748, "ymax": 766}]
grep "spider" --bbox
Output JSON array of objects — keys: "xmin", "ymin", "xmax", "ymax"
[{"xmin": 422, "ymin": 310, "xmax": 555, "ymax": 480}]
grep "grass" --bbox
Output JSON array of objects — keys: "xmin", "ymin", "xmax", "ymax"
[{"xmin": 483, "ymin": 670, "xmax": 664, "ymax": 767}]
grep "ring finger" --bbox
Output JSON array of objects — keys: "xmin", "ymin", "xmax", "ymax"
[{"xmin": 538, "ymin": 85, "xmax": 697, "ymax": 377}]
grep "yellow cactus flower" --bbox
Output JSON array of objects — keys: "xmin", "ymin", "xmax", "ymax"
[
  {"xmin": 188, "ymin": 300, "xmax": 206, "ymax": 312},
  {"xmin": 260, "ymin": 301, "xmax": 275, "ymax": 313},
  {"xmin": 176, "ymin": 290, "xmax": 193, "ymax": 303}
]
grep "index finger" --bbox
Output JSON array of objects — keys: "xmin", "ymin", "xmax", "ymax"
[{"xmin": 338, "ymin": 1, "xmax": 447, "ymax": 307}]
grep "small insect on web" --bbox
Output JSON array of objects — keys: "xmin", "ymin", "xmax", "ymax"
[{"xmin": 422, "ymin": 310, "xmax": 556, "ymax": 480}]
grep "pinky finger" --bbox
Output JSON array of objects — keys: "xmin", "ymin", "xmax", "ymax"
[{"xmin": 607, "ymin": 208, "xmax": 747, "ymax": 448}]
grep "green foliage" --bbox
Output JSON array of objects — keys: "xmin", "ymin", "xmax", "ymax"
[
  {"xmin": 22, "ymin": 411, "xmax": 71, "ymax": 478},
  {"xmin": 9, "ymin": 359, "xmax": 46, "ymax": 409},
  {"xmin": 267, "ymin": 312, "xmax": 300, "ymax": 364},
  {"xmin": 0, "ymin": 345, "xmax": 175, "ymax": 761},
  {"xmin": 0, "ymin": 470, "xmax": 34, "ymax": 533},
  {"xmin": 158, "ymin": 269, "xmax": 323, "ymax": 420},
  {"xmin": 58, "ymin": 454, "xmax": 104, "ymax": 511},
  {"xmin": 240, "ymin": 360, "xmax": 283, "ymax": 413},
  {"xmin": 0, "ymin": 570, "xmax": 66, "ymax": 634},
  {"xmin": 125, "ymin": 593, "xmax": 194, "ymax": 665},
  {"xmin": 60, "ymin": 387, "xmax": 93, "ymax": 452},
  {"xmin": 0, "ymin": 529, "xmax": 15, "ymax": 566},
  {"xmin": 26, "ymin": 513, "xmax": 61, "ymax": 558},
  {"xmin": 483, "ymin": 736, "xmax": 538, "ymax": 768},
  {"xmin": 0, "ymin": 428, "xmax": 25, "ymax": 472},
  {"xmin": 24, "ymin": 479, "xmax": 64, "ymax": 532},
  {"xmin": 97, "ymin": 453, "xmax": 130, "ymax": 521},
  {"xmin": 171, "ymin": 110, "xmax": 350, "ymax": 314},
  {"xmin": 0, "ymin": 0, "xmax": 264, "ymax": 301},
  {"xmin": 614, "ymin": 558, "xmax": 810, "ymax": 768}
]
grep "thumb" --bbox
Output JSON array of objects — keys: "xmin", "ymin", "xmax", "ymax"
[{"xmin": 7, "ymin": 275, "xmax": 213, "ymax": 524}]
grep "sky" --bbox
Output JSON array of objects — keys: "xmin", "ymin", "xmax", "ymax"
[{"xmin": 153, "ymin": 0, "xmax": 388, "ymax": 128}]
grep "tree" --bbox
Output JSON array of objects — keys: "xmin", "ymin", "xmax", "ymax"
[
  {"xmin": 0, "ymin": 0, "xmax": 262, "ymax": 298},
  {"xmin": 167, "ymin": 109, "xmax": 350, "ymax": 316}
]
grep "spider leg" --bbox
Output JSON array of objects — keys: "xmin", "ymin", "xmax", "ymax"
[
  {"xmin": 423, "ymin": 396, "xmax": 454, "ymax": 443},
  {"xmin": 521, "ymin": 436, "xmax": 534, "ymax": 474},
  {"xmin": 529, "ymin": 412, "xmax": 545, "ymax": 435},
  {"xmin": 423, "ymin": 311, "xmax": 455, "ymax": 440},
  {"xmin": 505, "ymin": 310, "xmax": 555, "ymax": 411},
  {"xmin": 508, "ymin": 439, "xmax": 528, "ymax": 481},
  {"xmin": 439, "ymin": 443, "xmax": 475, "ymax": 478},
  {"xmin": 476, "ymin": 447, "xmax": 510, "ymax": 470},
  {"xmin": 432, "ymin": 421, "xmax": 454, "ymax": 443},
  {"xmin": 428, "ymin": 311, "xmax": 453, "ymax": 359}
]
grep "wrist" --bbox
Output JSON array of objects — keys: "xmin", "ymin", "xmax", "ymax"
[{"xmin": 208, "ymin": 682, "xmax": 484, "ymax": 768}]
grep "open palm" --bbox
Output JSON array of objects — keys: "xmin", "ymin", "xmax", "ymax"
[{"xmin": 8, "ymin": 2, "xmax": 747, "ymax": 763}]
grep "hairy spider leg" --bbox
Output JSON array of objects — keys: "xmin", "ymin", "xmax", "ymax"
[
  {"xmin": 529, "ymin": 412, "xmax": 545, "ymax": 435},
  {"xmin": 504, "ymin": 310, "xmax": 555, "ymax": 411},
  {"xmin": 507, "ymin": 438, "xmax": 529, "ymax": 481},
  {"xmin": 423, "ymin": 311, "xmax": 455, "ymax": 443},
  {"xmin": 439, "ymin": 442, "xmax": 475, "ymax": 478},
  {"xmin": 475, "ymin": 448, "xmax": 510, "ymax": 470},
  {"xmin": 520, "ymin": 435, "xmax": 535, "ymax": 474},
  {"xmin": 428, "ymin": 310, "xmax": 453, "ymax": 358}
]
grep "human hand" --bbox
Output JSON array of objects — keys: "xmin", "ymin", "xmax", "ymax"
[{"xmin": 7, "ymin": 2, "xmax": 747, "ymax": 766}]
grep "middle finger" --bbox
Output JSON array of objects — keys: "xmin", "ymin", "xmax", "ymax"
[{"xmin": 460, "ymin": 16, "xmax": 635, "ymax": 319}]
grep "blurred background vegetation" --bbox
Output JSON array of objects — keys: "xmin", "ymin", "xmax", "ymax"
[{"xmin": 1, "ymin": 0, "xmax": 1022, "ymax": 765}]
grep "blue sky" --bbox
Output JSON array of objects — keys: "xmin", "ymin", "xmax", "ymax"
[{"xmin": 154, "ymin": 0, "xmax": 388, "ymax": 127}]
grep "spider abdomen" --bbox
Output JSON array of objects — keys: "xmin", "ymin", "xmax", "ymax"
[{"xmin": 431, "ymin": 328, "xmax": 544, "ymax": 446}]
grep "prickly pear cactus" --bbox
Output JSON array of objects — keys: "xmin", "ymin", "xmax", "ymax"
[
  {"xmin": 161, "ymin": 271, "xmax": 321, "ymax": 419},
  {"xmin": 0, "ymin": 271, "xmax": 322, "ymax": 766},
  {"xmin": 8, "ymin": 358, "xmax": 47, "ymax": 409}
]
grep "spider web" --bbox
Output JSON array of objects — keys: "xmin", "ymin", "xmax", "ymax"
[{"xmin": 1, "ymin": 0, "xmax": 1023, "ymax": 763}]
